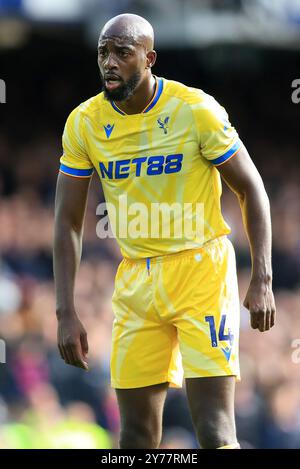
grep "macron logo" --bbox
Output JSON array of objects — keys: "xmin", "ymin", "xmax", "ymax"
[
  {"xmin": 221, "ymin": 346, "xmax": 232, "ymax": 362},
  {"xmin": 104, "ymin": 124, "xmax": 114, "ymax": 139}
]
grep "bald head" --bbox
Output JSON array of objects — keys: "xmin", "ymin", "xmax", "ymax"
[
  {"xmin": 100, "ymin": 13, "xmax": 154, "ymax": 51},
  {"xmin": 97, "ymin": 14, "xmax": 157, "ymax": 104}
]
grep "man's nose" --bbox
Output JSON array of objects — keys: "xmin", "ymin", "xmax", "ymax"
[{"xmin": 104, "ymin": 53, "xmax": 118, "ymax": 70}]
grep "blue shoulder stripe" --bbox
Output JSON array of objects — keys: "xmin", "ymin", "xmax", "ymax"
[
  {"xmin": 211, "ymin": 140, "xmax": 241, "ymax": 166},
  {"xmin": 60, "ymin": 164, "xmax": 93, "ymax": 177}
]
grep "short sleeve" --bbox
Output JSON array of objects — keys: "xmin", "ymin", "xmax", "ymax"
[
  {"xmin": 59, "ymin": 106, "xmax": 94, "ymax": 178},
  {"xmin": 194, "ymin": 94, "xmax": 242, "ymax": 166}
]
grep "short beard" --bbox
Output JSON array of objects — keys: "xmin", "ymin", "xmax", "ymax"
[{"xmin": 102, "ymin": 71, "xmax": 141, "ymax": 102}]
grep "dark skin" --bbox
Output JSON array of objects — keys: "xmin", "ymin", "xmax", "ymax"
[
  {"xmin": 219, "ymin": 145, "xmax": 276, "ymax": 332},
  {"xmin": 54, "ymin": 173, "xmax": 90, "ymax": 370},
  {"xmin": 54, "ymin": 13, "xmax": 276, "ymax": 448},
  {"xmin": 116, "ymin": 378, "xmax": 237, "ymax": 449},
  {"xmin": 97, "ymin": 15, "xmax": 157, "ymax": 115}
]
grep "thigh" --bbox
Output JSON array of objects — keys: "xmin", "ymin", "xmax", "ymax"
[
  {"xmin": 185, "ymin": 376, "xmax": 237, "ymax": 447},
  {"xmin": 116, "ymin": 382, "xmax": 169, "ymax": 425},
  {"xmin": 186, "ymin": 375, "xmax": 236, "ymax": 419},
  {"xmin": 116, "ymin": 382, "xmax": 169, "ymax": 447}
]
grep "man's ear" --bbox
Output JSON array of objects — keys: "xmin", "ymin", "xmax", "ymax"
[{"xmin": 146, "ymin": 50, "xmax": 157, "ymax": 69}]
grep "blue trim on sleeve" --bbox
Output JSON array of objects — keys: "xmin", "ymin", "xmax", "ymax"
[
  {"xmin": 60, "ymin": 164, "xmax": 93, "ymax": 177},
  {"xmin": 211, "ymin": 140, "xmax": 241, "ymax": 166}
]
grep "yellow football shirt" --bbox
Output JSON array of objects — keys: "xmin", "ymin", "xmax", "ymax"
[{"xmin": 60, "ymin": 77, "xmax": 242, "ymax": 258}]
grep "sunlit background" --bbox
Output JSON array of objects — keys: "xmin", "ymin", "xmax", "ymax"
[{"xmin": 1, "ymin": 0, "xmax": 300, "ymax": 449}]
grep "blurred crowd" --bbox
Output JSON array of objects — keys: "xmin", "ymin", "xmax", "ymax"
[{"xmin": 1, "ymin": 37, "xmax": 300, "ymax": 448}]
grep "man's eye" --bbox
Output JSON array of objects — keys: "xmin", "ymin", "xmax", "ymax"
[
  {"xmin": 98, "ymin": 50, "xmax": 107, "ymax": 57},
  {"xmin": 119, "ymin": 50, "xmax": 129, "ymax": 57}
]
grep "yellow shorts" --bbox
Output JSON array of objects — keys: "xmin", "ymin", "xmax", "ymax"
[{"xmin": 111, "ymin": 236, "xmax": 240, "ymax": 389}]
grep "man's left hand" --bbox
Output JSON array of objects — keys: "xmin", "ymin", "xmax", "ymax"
[{"xmin": 243, "ymin": 280, "xmax": 276, "ymax": 332}]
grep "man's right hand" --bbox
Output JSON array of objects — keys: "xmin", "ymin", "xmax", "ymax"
[{"xmin": 57, "ymin": 313, "xmax": 89, "ymax": 370}]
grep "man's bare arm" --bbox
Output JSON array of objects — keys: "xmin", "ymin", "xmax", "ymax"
[
  {"xmin": 53, "ymin": 172, "xmax": 91, "ymax": 369},
  {"xmin": 218, "ymin": 145, "xmax": 276, "ymax": 332}
]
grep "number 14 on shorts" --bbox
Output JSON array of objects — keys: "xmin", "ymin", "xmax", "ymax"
[{"xmin": 205, "ymin": 315, "xmax": 234, "ymax": 347}]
